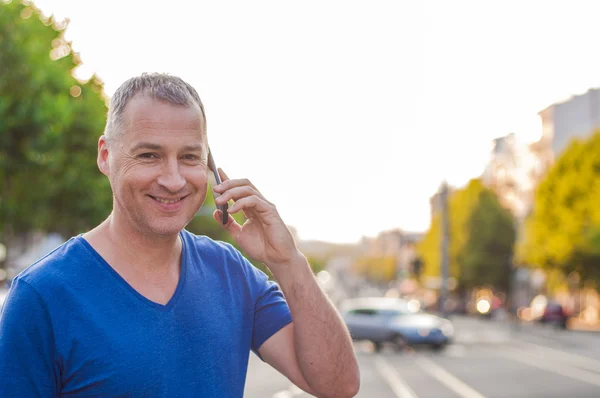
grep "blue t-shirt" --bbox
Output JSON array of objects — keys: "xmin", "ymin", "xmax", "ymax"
[{"xmin": 0, "ymin": 230, "xmax": 293, "ymax": 397}]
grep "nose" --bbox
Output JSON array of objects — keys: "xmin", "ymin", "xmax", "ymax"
[{"xmin": 157, "ymin": 160, "xmax": 186, "ymax": 193}]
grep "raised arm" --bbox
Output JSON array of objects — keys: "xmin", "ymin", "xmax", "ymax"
[{"xmin": 213, "ymin": 171, "xmax": 360, "ymax": 397}]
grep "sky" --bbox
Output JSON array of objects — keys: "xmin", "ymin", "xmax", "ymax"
[{"xmin": 29, "ymin": 0, "xmax": 600, "ymax": 243}]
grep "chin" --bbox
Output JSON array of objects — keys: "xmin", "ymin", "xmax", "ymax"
[{"xmin": 145, "ymin": 219, "xmax": 189, "ymax": 238}]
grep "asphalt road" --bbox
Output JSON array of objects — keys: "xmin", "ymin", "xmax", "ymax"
[{"xmin": 244, "ymin": 315, "xmax": 600, "ymax": 397}]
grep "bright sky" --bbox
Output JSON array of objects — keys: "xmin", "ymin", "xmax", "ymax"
[{"xmin": 31, "ymin": 0, "xmax": 600, "ymax": 243}]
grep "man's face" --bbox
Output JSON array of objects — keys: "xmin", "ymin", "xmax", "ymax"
[{"xmin": 99, "ymin": 95, "xmax": 209, "ymax": 238}]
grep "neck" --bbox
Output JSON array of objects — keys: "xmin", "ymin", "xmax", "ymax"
[{"xmin": 92, "ymin": 213, "xmax": 182, "ymax": 273}]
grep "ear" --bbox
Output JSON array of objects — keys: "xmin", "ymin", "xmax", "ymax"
[{"xmin": 97, "ymin": 135, "xmax": 110, "ymax": 176}]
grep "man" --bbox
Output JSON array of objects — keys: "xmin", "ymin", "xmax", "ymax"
[{"xmin": 0, "ymin": 73, "xmax": 360, "ymax": 397}]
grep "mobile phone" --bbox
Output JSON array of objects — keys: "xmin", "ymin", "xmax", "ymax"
[{"xmin": 207, "ymin": 148, "xmax": 228, "ymax": 224}]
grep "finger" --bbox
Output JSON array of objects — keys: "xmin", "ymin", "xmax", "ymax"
[
  {"xmin": 214, "ymin": 169, "xmax": 261, "ymax": 194},
  {"xmin": 228, "ymin": 196, "xmax": 277, "ymax": 223},
  {"xmin": 218, "ymin": 168, "xmax": 229, "ymax": 182},
  {"xmin": 213, "ymin": 209, "xmax": 243, "ymax": 238},
  {"xmin": 214, "ymin": 177, "xmax": 257, "ymax": 192},
  {"xmin": 214, "ymin": 185, "xmax": 267, "ymax": 206}
]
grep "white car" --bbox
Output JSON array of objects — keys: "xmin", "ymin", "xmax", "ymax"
[{"xmin": 341, "ymin": 297, "xmax": 454, "ymax": 351}]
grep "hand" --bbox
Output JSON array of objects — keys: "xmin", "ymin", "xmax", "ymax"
[{"xmin": 212, "ymin": 169, "xmax": 303, "ymax": 271}]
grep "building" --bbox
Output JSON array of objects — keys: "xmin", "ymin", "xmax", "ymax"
[
  {"xmin": 365, "ymin": 229, "xmax": 424, "ymax": 278},
  {"xmin": 538, "ymin": 87, "xmax": 600, "ymax": 161},
  {"xmin": 481, "ymin": 133, "xmax": 538, "ymax": 222},
  {"xmin": 518, "ymin": 87, "xmax": 600, "ymax": 217},
  {"xmin": 482, "ymin": 88, "xmax": 600, "ymax": 239},
  {"xmin": 526, "ymin": 134, "xmax": 553, "ymax": 194}
]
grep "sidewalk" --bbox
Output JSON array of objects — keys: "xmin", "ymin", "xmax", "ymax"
[
  {"xmin": 495, "ymin": 312, "xmax": 600, "ymax": 334},
  {"xmin": 567, "ymin": 317, "xmax": 600, "ymax": 332},
  {"xmin": 450, "ymin": 309, "xmax": 600, "ymax": 334}
]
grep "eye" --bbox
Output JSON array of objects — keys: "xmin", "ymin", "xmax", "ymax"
[
  {"xmin": 138, "ymin": 153, "xmax": 158, "ymax": 160},
  {"xmin": 183, "ymin": 154, "xmax": 201, "ymax": 162}
]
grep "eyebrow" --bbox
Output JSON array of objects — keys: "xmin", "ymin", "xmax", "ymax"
[
  {"xmin": 181, "ymin": 144, "xmax": 204, "ymax": 153},
  {"xmin": 130, "ymin": 142, "xmax": 204, "ymax": 153},
  {"xmin": 130, "ymin": 142, "xmax": 162, "ymax": 152}
]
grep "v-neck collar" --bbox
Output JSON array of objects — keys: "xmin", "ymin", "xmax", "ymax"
[{"xmin": 78, "ymin": 232, "xmax": 188, "ymax": 312}]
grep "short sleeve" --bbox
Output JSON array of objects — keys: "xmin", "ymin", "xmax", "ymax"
[
  {"xmin": 0, "ymin": 278, "xmax": 60, "ymax": 397},
  {"xmin": 246, "ymin": 265, "xmax": 293, "ymax": 357}
]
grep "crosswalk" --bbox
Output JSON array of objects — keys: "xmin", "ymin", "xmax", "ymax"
[
  {"xmin": 261, "ymin": 336, "xmax": 600, "ymax": 398},
  {"xmin": 362, "ymin": 339, "xmax": 600, "ymax": 398},
  {"xmin": 245, "ymin": 317, "xmax": 600, "ymax": 398},
  {"xmin": 374, "ymin": 356, "xmax": 418, "ymax": 398},
  {"xmin": 412, "ymin": 356, "xmax": 485, "ymax": 398}
]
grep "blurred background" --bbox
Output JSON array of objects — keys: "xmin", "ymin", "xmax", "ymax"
[{"xmin": 2, "ymin": 0, "xmax": 600, "ymax": 397}]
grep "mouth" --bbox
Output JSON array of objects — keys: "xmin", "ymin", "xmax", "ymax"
[{"xmin": 148, "ymin": 195, "xmax": 188, "ymax": 204}]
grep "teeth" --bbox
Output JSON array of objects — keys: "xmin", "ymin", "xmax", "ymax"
[{"xmin": 154, "ymin": 197, "xmax": 180, "ymax": 204}]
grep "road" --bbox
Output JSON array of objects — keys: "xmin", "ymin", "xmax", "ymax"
[{"xmin": 244, "ymin": 315, "xmax": 600, "ymax": 397}]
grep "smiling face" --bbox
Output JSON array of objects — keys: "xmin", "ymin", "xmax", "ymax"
[{"xmin": 98, "ymin": 94, "xmax": 209, "ymax": 239}]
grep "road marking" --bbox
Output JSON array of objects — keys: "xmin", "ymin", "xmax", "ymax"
[
  {"xmin": 272, "ymin": 392, "xmax": 293, "ymax": 398},
  {"xmin": 374, "ymin": 356, "xmax": 418, "ymax": 398},
  {"xmin": 415, "ymin": 357, "xmax": 486, "ymax": 398},
  {"xmin": 495, "ymin": 347, "xmax": 600, "ymax": 387},
  {"xmin": 272, "ymin": 385, "xmax": 305, "ymax": 398},
  {"xmin": 515, "ymin": 340, "xmax": 600, "ymax": 373}
]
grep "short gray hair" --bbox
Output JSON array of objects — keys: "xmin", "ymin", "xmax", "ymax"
[{"xmin": 104, "ymin": 73, "xmax": 206, "ymax": 143}]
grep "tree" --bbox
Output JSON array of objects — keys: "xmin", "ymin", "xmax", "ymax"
[
  {"xmin": 418, "ymin": 179, "xmax": 484, "ymax": 287},
  {"xmin": 352, "ymin": 256, "xmax": 397, "ymax": 283},
  {"xmin": 461, "ymin": 189, "xmax": 516, "ymax": 292},
  {"xmin": 520, "ymin": 131, "xmax": 600, "ymax": 283},
  {"xmin": 0, "ymin": 1, "xmax": 308, "ymax": 281},
  {"xmin": 0, "ymin": 2, "xmax": 112, "ymax": 266},
  {"xmin": 417, "ymin": 179, "xmax": 515, "ymax": 292}
]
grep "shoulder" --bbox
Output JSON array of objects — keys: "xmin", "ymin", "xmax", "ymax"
[
  {"xmin": 181, "ymin": 229, "xmax": 246, "ymax": 263},
  {"xmin": 181, "ymin": 230, "xmax": 269, "ymax": 283},
  {"xmin": 2, "ymin": 237, "xmax": 87, "ymax": 332},
  {"xmin": 13, "ymin": 236, "xmax": 88, "ymax": 296}
]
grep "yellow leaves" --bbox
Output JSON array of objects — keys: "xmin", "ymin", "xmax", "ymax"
[
  {"xmin": 416, "ymin": 212, "xmax": 440, "ymax": 277},
  {"xmin": 418, "ymin": 178, "xmax": 516, "ymax": 290},
  {"xmin": 69, "ymin": 85, "xmax": 82, "ymax": 98},
  {"xmin": 19, "ymin": 6, "xmax": 32, "ymax": 19},
  {"xmin": 353, "ymin": 256, "xmax": 397, "ymax": 283},
  {"xmin": 521, "ymin": 130, "xmax": 600, "ymax": 277}
]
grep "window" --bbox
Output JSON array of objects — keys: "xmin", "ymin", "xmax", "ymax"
[
  {"xmin": 348, "ymin": 308, "xmax": 377, "ymax": 316},
  {"xmin": 378, "ymin": 308, "xmax": 410, "ymax": 317}
]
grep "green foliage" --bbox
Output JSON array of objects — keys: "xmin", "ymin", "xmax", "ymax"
[
  {"xmin": 521, "ymin": 131, "xmax": 600, "ymax": 282},
  {"xmin": 418, "ymin": 179, "xmax": 516, "ymax": 292},
  {"xmin": 186, "ymin": 189, "xmax": 245, "ymax": 245},
  {"xmin": 307, "ymin": 256, "xmax": 326, "ymax": 275},
  {"xmin": 0, "ymin": 1, "xmax": 313, "ymax": 284},
  {"xmin": 418, "ymin": 180, "xmax": 483, "ymax": 282},
  {"xmin": 0, "ymin": 2, "xmax": 111, "ymax": 246},
  {"xmin": 461, "ymin": 189, "xmax": 515, "ymax": 291}
]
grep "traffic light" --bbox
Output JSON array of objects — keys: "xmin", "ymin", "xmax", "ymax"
[{"xmin": 410, "ymin": 257, "xmax": 423, "ymax": 278}]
